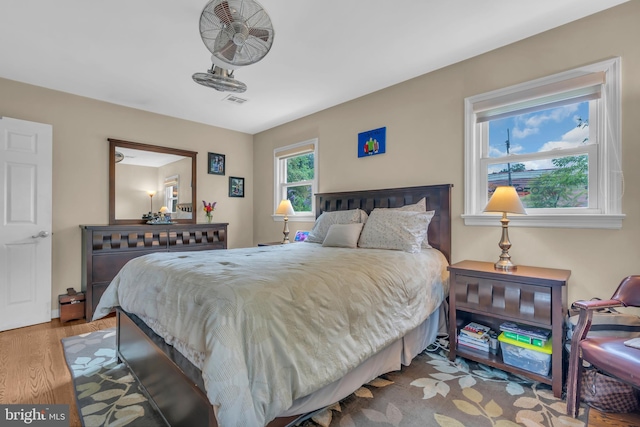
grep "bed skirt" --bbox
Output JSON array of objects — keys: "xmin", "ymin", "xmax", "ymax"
[
  {"xmin": 281, "ymin": 302, "xmax": 446, "ymax": 417},
  {"xmin": 117, "ymin": 302, "xmax": 446, "ymax": 426}
]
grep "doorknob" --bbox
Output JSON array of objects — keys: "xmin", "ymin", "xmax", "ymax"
[{"xmin": 31, "ymin": 231, "xmax": 50, "ymax": 238}]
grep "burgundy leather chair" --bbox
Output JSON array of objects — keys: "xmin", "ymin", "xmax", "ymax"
[{"xmin": 566, "ymin": 275, "xmax": 640, "ymax": 417}]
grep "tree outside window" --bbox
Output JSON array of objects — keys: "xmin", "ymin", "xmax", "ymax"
[
  {"xmin": 285, "ymin": 153, "xmax": 314, "ymax": 212},
  {"xmin": 274, "ymin": 139, "xmax": 318, "ymax": 219}
]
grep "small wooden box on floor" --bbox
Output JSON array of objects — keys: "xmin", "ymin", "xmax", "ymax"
[{"xmin": 59, "ymin": 293, "xmax": 86, "ymax": 322}]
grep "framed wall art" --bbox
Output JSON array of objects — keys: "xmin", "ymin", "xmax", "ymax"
[
  {"xmin": 208, "ymin": 152, "xmax": 225, "ymax": 175},
  {"xmin": 358, "ymin": 126, "xmax": 386, "ymax": 158},
  {"xmin": 229, "ymin": 176, "xmax": 245, "ymax": 198}
]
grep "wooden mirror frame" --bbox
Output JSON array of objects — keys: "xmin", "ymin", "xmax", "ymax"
[{"xmin": 109, "ymin": 138, "xmax": 198, "ymax": 225}]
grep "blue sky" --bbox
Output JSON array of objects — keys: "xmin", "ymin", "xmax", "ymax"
[{"xmin": 488, "ymin": 101, "xmax": 589, "ymax": 160}]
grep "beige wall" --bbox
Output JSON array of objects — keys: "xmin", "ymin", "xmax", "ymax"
[
  {"xmin": 0, "ymin": 79, "xmax": 254, "ymax": 311},
  {"xmin": 254, "ymin": 2, "xmax": 640, "ymax": 304},
  {"xmin": 2, "ymin": 2, "xmax": 638, "ymax": 316},
  {"xmin": 115, "ymin": 164, "xmax": 157, "ymax": 218}
]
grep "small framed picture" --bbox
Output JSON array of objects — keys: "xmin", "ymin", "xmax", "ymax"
[
  {"xmin": 208, "ymin": 152, "xmax": 225, "ymax": 175},
  {"xmin": 229, "ymin": 176, "xmax": 244, "ymax": 198}
]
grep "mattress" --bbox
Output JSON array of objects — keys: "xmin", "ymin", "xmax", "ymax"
[{"xmin": 94, "ymin": 243, "xmax": 449, "ymax": 426}]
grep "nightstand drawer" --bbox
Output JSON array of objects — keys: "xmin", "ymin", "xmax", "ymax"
[{"xmin": 453, "ymin": 274, "xmax": 552, "ymax": 326}]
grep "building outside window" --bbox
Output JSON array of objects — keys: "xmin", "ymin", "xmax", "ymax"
[{"xmin": 463, "ymin": 57, "xmax": 623, "ymax": 229}]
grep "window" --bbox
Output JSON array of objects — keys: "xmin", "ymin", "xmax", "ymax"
[
  {"xmin": 463, "ymin": 58, "xmax": 623, "ymax": 229},
  {"xmin": 164, "ymin": 175, "xmax": 179, "ymax": 213},
  {"xmin": 274, "ymin": 139, "xmax": 318, "ymax": 221}
]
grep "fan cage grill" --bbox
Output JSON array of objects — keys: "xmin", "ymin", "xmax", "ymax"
[{"xmin": 199, "ymin": 0, "xmax": 274, "ymax": 67}]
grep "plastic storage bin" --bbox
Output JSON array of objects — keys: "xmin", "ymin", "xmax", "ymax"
[{"xmin": 498, "ymin": 332, "xmax": 552, "ymax": 376}]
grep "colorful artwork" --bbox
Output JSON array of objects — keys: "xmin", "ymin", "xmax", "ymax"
[
  {"xmin": 358, "ymin": 127, "xmax": 386, "ymax": 158},
  {"xmin": 294, "ymin": 230, "xmax": 309, "ymax": 242}
]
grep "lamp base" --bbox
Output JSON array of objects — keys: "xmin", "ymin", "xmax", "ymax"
[
  {"xmin": 281, "ymin": 216, "xmax": 290, "ymax": 244},
  {"xmin": 494, "ymin": 213, "xmax": 517, "ymax": 271},
  {"xmin": 494, "ymin": 259, "xmax": 517, "ymax": 271}
]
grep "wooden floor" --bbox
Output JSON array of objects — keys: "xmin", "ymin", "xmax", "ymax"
[
  {"xmin": 0, "ymin": 317, "xmax": 638, "ymax": 427},
  {"xmin": 0, "ymin": 316, "xmax": 116, "ymax": 427}
]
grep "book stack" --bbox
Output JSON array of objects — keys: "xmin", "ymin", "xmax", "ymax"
[
  {"xmin": 457, "ymin": 321, "xmax": 491, "ymax": 352},
  {"xmin": 499, "ymin": 322, "xmax": 551, "ymax": 348}
]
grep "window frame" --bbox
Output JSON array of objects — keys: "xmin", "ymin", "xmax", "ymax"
[
  {"xmin": 463, "ymin": 58, "xmax": 624, "ymax": 229},
  {"xmin": 164, "ymin": 175, "xmax": 179, "ymax": 213},
  {"xmin": 273, "ymin": 138, "xmax": 318, "ymax": 222}
]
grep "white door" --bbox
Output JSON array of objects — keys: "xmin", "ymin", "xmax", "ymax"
[{"xmin": 0, "ymin": 117, "xmax": 52, "ymax": 331}]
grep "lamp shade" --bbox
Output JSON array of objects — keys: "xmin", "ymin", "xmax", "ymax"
[
  {"xmin": 276, "ymin": 199, "xmax": 295, "ymax": 216},
  {"xmin": 484, "ymin": 186, "xmax": 526, "ymax": 215}
]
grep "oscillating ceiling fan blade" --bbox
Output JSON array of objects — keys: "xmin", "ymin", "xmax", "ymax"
[
  {"xmin": 248, "ymin": 28, "xmax": 269, "ymax": 42},
  {"xmin": 219, "ymin": 40, "xmax": 237, "ymax": 61},
  {"xmin": 214, "ymin": 1, "xmax": 234, "ymax": 24}
]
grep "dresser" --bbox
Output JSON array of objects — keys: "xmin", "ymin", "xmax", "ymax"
[{"xmin": 80, "ymin": 223, "xmax": 228, "ymax": 321}]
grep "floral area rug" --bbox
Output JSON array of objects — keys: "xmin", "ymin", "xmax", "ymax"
[
  {"xmin": 61, "ymin": 328, "xmax": 166, "ymax": 427},
  {"xmin": 299, "ymin": 346, "xmax": 588, "ymax": 427},
  {"xmin": 63, "ymin": 329, "xmax": 588, "ymax": 427}
]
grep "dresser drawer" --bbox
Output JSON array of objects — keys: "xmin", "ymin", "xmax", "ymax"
[{"xmin": 92, "ymin": 251, "xmax": 157, "ymax": 283}]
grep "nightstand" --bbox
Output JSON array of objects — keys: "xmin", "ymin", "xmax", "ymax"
[{"xmin": 447, "ymin": 260, "xmax": 570, "ymax": 398}]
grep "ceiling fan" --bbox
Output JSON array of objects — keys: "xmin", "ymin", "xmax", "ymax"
[{"xmin": 192, "ymin": 0, "xmax": 275, "ymax": 93}]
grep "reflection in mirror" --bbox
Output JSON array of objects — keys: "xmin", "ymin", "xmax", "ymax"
[
  {"xmin": 109, "ymin": 139, "xmax": 197, "ymax": 225},
  {"xmin": 164, "ymin": 175, "xmax": 179, "ymax": 213}
]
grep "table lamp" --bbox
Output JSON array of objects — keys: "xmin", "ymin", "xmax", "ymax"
[
  {"xmin": 484, "ymin": 186, "xmax": 526, "ymax": 271},
  {"xmin": 276, "ymin": 199, "xmax": 295, "ymax": 243}
]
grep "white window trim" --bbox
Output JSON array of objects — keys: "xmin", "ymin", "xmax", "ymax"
[
  {"xmin": 463, "ymin": 57, "xmax": 624, "ymax": 229},
  {"xmin": 164, "ymin": 175, "xmax": 179, "ymax": 213},
  {"xmin": 272, "ymin": 138, "xmax": 318, "ymax": 222}
]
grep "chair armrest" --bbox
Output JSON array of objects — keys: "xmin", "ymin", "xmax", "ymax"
[{"xmin": 572, "ymin": 299, "xmax": 623, "ymax": 311}]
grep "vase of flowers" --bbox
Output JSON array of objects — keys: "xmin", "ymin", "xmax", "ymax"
[{"xmin": 203, "ymin": 200, "xmax": 216, "ymax": 223}]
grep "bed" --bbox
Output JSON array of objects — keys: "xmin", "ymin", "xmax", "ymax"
[{"xmin": 93, "ymin": 184, "xmax": 452, "ymax": 427}]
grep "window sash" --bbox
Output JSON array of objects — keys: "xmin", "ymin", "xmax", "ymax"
[
  {"xmin": 282, "ymin": 154, "xmax": 314, "ymax": 185},
  {"xmin": 480, "ymin": 144, "xmax": 598, "ymax": 212},
  {"xmin": 280, "ymin": 182, "xmax": 313, "ymax": 213}
]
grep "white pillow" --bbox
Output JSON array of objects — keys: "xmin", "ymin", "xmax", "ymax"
[
  {"xmin": 388, "ymin": 198, "xmax": 435, "ymax": 248},
  {"xmin": 306, "ymin": 209, "xmax": 363, "ymax": 243},
  {"xmin": 394, "ymin": 197, "xmax": 427, "ymax": 212},
  {"xmin": 359, "ymin": 209, "xmax": 369, "ymax": 224},
  {"xmin": 322, "ymin": 223, "xmax": 364, "ymax": 248},
  {"xmin": 358, "ymin": 209, "xmax": 431, "ymax": 253}
]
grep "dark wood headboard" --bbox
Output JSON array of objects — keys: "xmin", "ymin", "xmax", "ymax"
[{"xmin": 315, "ymin": 184, "xmax": 453, "ymax": 262}]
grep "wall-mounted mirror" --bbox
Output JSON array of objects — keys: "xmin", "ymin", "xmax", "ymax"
[{"xmin": 109, "ymin": 138, "xmax": 197, "ymax": 225}]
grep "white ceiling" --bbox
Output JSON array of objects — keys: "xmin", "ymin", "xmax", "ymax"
[
  {"xmin": 117, "ymin": 146, "xmax": 185, "ymax": 167},
  {"xmin": 0, "ymin": 0, "xmax": 628, "ymax": 135}
]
